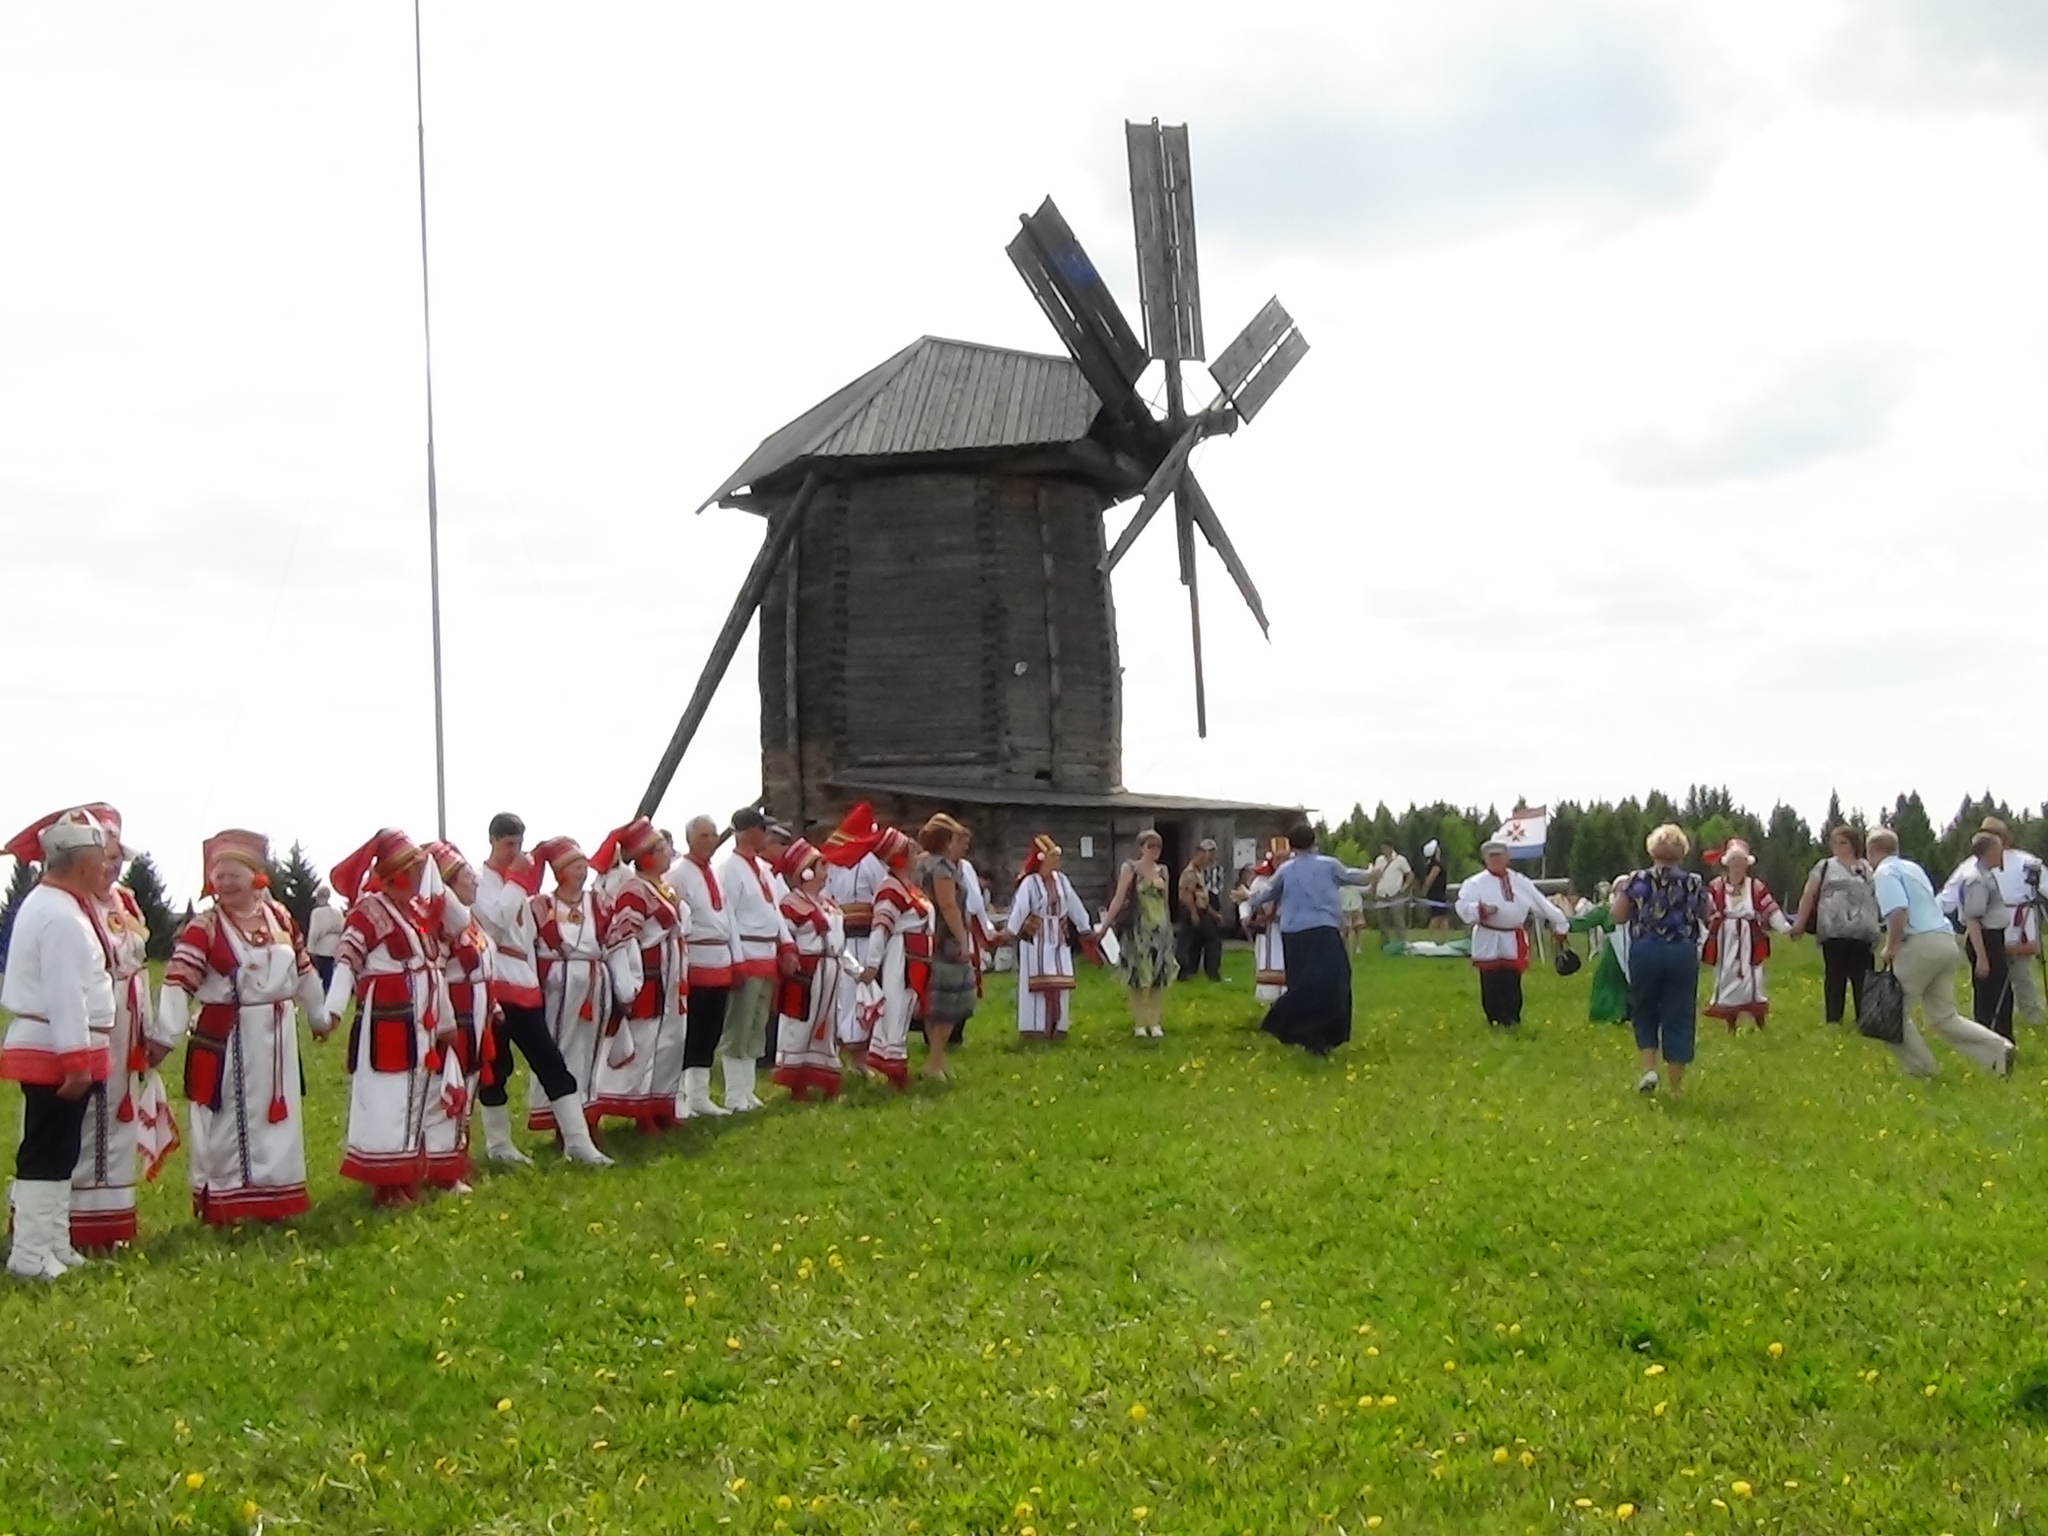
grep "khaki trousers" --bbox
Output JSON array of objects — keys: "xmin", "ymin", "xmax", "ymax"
[
  {"xmin": 2010, "ymin": 953, "xmax": 2046, "ymax": 1025},
  {"xmin": 1887, "ymin": 930, "xmax": 2010, "ymax": 1077}
]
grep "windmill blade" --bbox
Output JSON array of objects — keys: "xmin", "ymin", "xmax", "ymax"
[
  {"xmin": 1174, "ymin": 486, "xmax": 1208, "ymax": 738},
  {"xmin": 1209, "ymin": 297, "xmax": 1309, "ymax": 422},
  {"xmin": 1126, "ymin": 120, "xmax": 1204, "ymax": 362},
  {"xmin": 1181, "ymin": 470, "xmax": 1271, "ymax": 638},
  {"xmin": 638, "ymin": 472, "xmax": 823, "ymax": 818},
  {"xmin": 1007, "ymin": 199, "xmax": 1153, "ymax": 436},
  {"xmin": 1102, "ymin": 422, "xmax": 1201, "ymax": 570}
]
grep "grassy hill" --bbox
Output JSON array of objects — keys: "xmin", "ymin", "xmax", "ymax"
[{"xmin": 2, "ymin": 942, "xmax": 2044, "ymax": 1534}]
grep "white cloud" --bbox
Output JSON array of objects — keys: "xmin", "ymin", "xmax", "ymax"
[
  {"xmin": 1814, "ymin": 0, "xmax": 2048, "ymax": 125},
  {"xmin": 1596, "ymin": 342, "xmax": 1919, "ymax": 486}
]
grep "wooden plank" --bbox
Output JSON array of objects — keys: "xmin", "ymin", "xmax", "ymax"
[
  {"xmin": 639, "ymin": 469, "xmax": 823, "ymax": 817},
  {"xmin": 1232, "ymin": 325, "xmax": 1309, "ymax": 423},
  {"xmin": 1127, "ymin": 122, "xmax": 1175, "ymax": 363},
  {"xmin": 783, "ymin": 524, "xmax": 802, "ymax": 823},
  {"xmin": 1101, "ymin": 421, "xmax": 1200, "ymax": 569},
  {"xmin": 1035, "ymin": 483, "xmax": 1064, "ymax": 783},
  {"xmin": 1008, "ymin": 200, "xmax": 1150, "ymax": 416},
  {"xmin": 1182, "ymin": 470, "xmax": 1271, "ymax": 636},
  {"xmin": 1209, "ymin": 297, "xmax": 1291, "ymax": 399},
  {"xmin": 1160, "ymin": 124, "xmax": 1204, "ymax": 361},
  {"xmin": 1177, "ymin": 487, "xmax": 1207, "ymax": 739}
]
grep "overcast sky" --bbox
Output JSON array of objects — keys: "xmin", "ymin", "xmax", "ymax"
[{"xmin": 4, "ymin": 0, "xmax": 2043, "ymax": 898}]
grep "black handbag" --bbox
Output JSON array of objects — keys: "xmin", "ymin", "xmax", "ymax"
[
  {"xmin": 1859, "ymin": 966, "xmax": 1906, "ymax": 1045},
  {"xmin": 1553, "ymin": 941, "xmax": 1582, "ymax": 977}
]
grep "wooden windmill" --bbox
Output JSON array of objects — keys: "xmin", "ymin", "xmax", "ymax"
[
  {"xmin": 638, "ymin": 123, "xmax": 1307, "ymax": 902},
  {"xmin": 1008, "ymin": 119, "xmax": 1309, "ymax": 736}
]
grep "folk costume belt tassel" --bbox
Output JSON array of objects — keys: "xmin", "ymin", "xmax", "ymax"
[{"xmin": 268, "ymin": 1001, "xmax": 289, "ymax": 1123}]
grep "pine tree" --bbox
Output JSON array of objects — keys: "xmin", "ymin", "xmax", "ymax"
[
  {"xmin": 267, "ymin": 841, "xmax": 324, "ymax": 936},
  {"xmin": 1888, "ymin": 792, "xmax": 1940, "ymax": 873},
  {"xmin": 120, "ymin": 852, "xmax": 181, "ymax": 961},
  {"xmin": 1823, "ymin": 790, "xmax": 1845, "ymax": 836},
  {"xmin": 0, "ymin": 858, "xmax": 36, "ymax": 962}
]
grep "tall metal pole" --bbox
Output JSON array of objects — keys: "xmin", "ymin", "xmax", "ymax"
[{"xmin": 413, "ymin": 0, "xmax": 448, "ymax": 838}]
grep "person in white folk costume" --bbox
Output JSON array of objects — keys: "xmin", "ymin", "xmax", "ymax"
[
  {"xmin": 772, "ymin": 837, "xmax": 859, "ymax": 1101},
  {"xmin": 420, "ymin": 841, "xmax": 494, "ymax": 1192},
  {"xmin": 1455, "ymin": 839, "xmax": 1571, "ymax": 1028},
  {"xmin": 854, "ymin": 827, "xmax": 930, "ymax": 1086},
  {"xmin": 954, "ymin": 831, "xmax": 996, "ymax": 1041},
  {"xmin": 591, "ymin": 816, "xmax": 691, "ymax": 1132},
  {"xmin": 522, "ymin": 837, "xmax": 615, "ymax": 1164},
  {"xmin": 149, "ymin": 828, "xmax": 331, "ymax": 1228},
  {"xmin": 473, "ymin": 813, "xmax": 590, "ymax": 1167},
  {"xmin": 323, "ymin": 828, "xmax": 450, "ymax": 1207},
  {"xmin": 1242, "ymin": 838, "xmax": 1291, "ymax": 1005},
  {"xmin": 672, "ymin": 816, "xmax": 740, "ymax": 1117},
  {"xmin": 819, "ymin": 803, "xmax": 890, "ymax": 1072},
  {"xmin": 1938, "ymin": 816, "xmax": 2047, "ymax": 1028},
  {"xmin": 1701, "ymin": 839, "xmax": 1791, "ymax": 1032},
  {"xmin": 1006, "ymin": 835, "xmax": 1093, "ymax": 1042},
  {"xmin": 2, "ymin": 809, "xmax": 117, "ymax": 1281},
  {"xmin": 719, "ymin": 808, "xmax": 795, "ymax": 1114},
  {"xmin": 5, "ymin": 804, "xmax": 177, "ymax": 1255}
]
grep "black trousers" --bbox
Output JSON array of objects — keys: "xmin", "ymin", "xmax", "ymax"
[
  {"xmin": 1819, "ymin": 937, "xmax": 1873, "ymax": 1023},
  {"xmin": 1478, "ymin": 967, "xmax": 1524, "ymax": 1026},
  {"xmin": 683, "ymin": 985, "xmax": 728, "ymax": 1070},
  {"xmin": 479, "ymin": 1000, "xmax": 580, "ymax": 1108},
  {"xmin": 1973, "ymin": 928, "xmax": 2015, "ymax": 1041},
  {"xmin": 17, "ymin": 1083, "xmax": 90, "ymax": 1180},
  {"xmin": 1177, "ymin": 914, "xmax": 1222, "ymax": 981}
]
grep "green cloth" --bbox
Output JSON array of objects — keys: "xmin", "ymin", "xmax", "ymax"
[
  {"xmin": 1118, "ymin": 878, "xmax": 1179, "ymax": 990},
  {"xmin": 1588, "ymin": 943, "xmax": 1630, "ymax": 1023}
]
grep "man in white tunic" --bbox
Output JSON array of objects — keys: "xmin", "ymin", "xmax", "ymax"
[
  {"xmin": 2, "ymin": 809, "xmax": 116, "ymax": 1281},
  {"xmin": 719, "ymin": 808, "xmax": 793, "ymax": 1112},
  {"xmin": 1455, "ymin": 840, "xmax": 1571, "ymax": 1028}
]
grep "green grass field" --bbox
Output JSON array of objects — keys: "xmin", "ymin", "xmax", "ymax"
[{"xmin": 3, "ymin": 940, "xmax": 2045, "ymax": 1535}]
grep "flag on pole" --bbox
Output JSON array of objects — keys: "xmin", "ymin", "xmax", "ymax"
[{"xmin": 1490, "ymin": 806, "xmax": 1548, "ymax": 862}]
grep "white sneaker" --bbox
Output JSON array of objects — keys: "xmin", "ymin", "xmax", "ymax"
[
  {"xmin": 1134, "ymin": 1025, "xmax": 1148, "ymax": 1038},
  {"xmin": 1636, "ymin": 1070, "xmax": 1659, "ymax": 1095},
  {"xmin": 1148, "ymin": 1025, "xmax": 1164, "ymax": 1038}
]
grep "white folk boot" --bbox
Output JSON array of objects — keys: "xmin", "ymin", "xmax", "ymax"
[
  {"xmin": 683, "ymin": 1066, "xmax": 730, "ymax": 1118},
  {"xmin": 7, "ymin": 1182, "xmax": 66, "ymax": 1283},
  {"xmin": 48, "ymin": 1183, "xmax": 84, "ymax": 1270},
  {"xmin": 548, "ymin": 1096, "xmax": 613, "ymax": 1167},
  {"xmin": 722, "ymin": 1055, "xmax": 763, "ymax": 1112},
  {"xmin": 479, "ymin": 1103, "xmax": 532, "ymax": 1167}
]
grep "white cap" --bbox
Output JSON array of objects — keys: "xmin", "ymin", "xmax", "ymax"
[{"xmin": 39, "ymin": 809, "xmax": 110, "ymax": 858}]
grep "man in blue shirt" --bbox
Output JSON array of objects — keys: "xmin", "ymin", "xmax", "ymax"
[
  {"xmin": 1868, "ymin": 828, "xmax": 2013, "ymax": 1079},
  {"xmin": 1245, "ymin": 824, "xmax": 1373, "ymax": 1055}
]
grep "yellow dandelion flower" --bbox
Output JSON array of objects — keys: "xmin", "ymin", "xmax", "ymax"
[
  {"xmin": 1617, "ymin": 1504, "xmax": 1635, "ymax": 1520},
  {"xmin": 1260, "ymin": 1299, "xmax": 1273, "ymax": 1312},
  {"xmin": 1653, "ymin": 1401, "xmax": 1667, "ymax": 1417},
  {"xmin": 1366, "ymin": 1519, "xmax": 1383, "ymax": 1530},
  {"xmin": 1519, "ymin": 1450, "xmax": 1536, "ymax": 1468},
  {"xmin": 1768, "ymin": 1342, "xmax": 1785, "ymax": 1359},
  {"xmin": 496, "ymin": 1398, "xmax": 512, "ymax": 1413},
  {"xmin": 1575, "ymin": 1498, "xmax": 1594, "ymax": 1509},
  {"xmin": 729, "ymin": 1476, "xmax": 748, "ymax": 1493},
  {"xmin": 1015, "ymin": 1500, "xmax": 1034, "ymax": 1519},
  {"xmin": 1923, "ymin": 1383, "xmax": 1939, "ymax": 1397},
  {"xmin": 809, "ymin": 1495, "xmax": 830, "ymax": 1514},
  {"xmin": 1356, "ymin": 1396, "xmax": 1373, "ymax": 1410},
  {"xmin": 1442, "ymin": 1360, "xmax": 1457, "ymax": 1373},
  {"xmin": 1492, "ymin": 1447, "xmax": 1510, "ymax": 1465},
  {"xmin": 183, "ymin": 1473, "xmax": 205, "ymax": 1491},
  {"xmin": 726, "ymin": 1336, "xmax": 742, "ymax": 1351},
  {"xmin": 590, "ymin": 1439, "xmax": 608, "ymax": 1452},
  {"xmin": 1731, "ymin": 1480, "xmax": 1752, "ymax": 1498},
  {"xmin": 1644, "ymin": 1363, "xmax": 1665, "ymax": 1377},
  {"xmin": 1379, "ymin": 1394, "xmax": 1398, "ymax": 1407},
  {"xmin": 1128, "ymin": 1404, "xmax": 1148, "ymax": 1423},
  {"xmin": 239, "ymin": 1501, "xmax": 259, "ymax": 1522},
  {"xmin": 1366, "ymin": 1345, "xmax": 1380, "ymax": 1357},
  {"xmin": 1783, "ymin": 1480, "xmax": 1799, "ymax": 1490},
  {"xmin": 1132, "ymin": 1507, "xmax": 1150, "ymax": 1521}
]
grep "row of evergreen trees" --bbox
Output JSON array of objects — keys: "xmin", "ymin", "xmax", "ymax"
[
  {"xmin": 0, "ymin": 842, "xmax": 328, "ymax": 965},
  {"xmin": 1320, "ymin": 787, "xmax": 2044, "ymax": 908}
]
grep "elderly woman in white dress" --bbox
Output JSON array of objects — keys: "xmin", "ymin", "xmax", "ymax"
[{"xmin": 1006, "ymin": 836, "xmax": 1093, "ymax": 1041}]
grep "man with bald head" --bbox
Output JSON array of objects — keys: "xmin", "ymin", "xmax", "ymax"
[
  {"xmin": 1869, "ymin": 826, "xmax": 2013, "ymax": 1080},
  {"xmin": 671, "ymin": 813, "xmax": 736, "ymax": 1117}
]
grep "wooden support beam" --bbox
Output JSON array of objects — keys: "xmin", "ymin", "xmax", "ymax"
[{"xmin": 638, "ymin": 470, "xmax": 823, "ymax": 819}]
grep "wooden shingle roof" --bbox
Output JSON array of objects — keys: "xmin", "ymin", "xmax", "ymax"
[{"xmin": 701, "ymin": 336, "xmax": 1103, "ymax": 509}]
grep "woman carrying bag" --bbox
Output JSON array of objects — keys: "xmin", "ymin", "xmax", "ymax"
[{"xmin": 1789, "ymin": 825, "xmax": 1881, "ymax": 1025}]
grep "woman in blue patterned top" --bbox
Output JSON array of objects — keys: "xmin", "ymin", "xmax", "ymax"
[{"xmin": 1609, "ymin": 823, "xmax": 1712, "ymax": 1098}]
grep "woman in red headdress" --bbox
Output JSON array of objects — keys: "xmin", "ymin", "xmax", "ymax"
[
  {"xmin": 524, "ymin": 838, "xmax": 614, "ymax": 1164},
  {"xmin": 322, "ymin": 828, "xmax": 447, "ymax": 1206},
  {"xmin": 772, "ymin": 838, "xmax": 854, "ymax": 1100},
  {"xmin": 148, "ymin": 829, "xmax": 331, "ymax": 1225},
  {"xmin": 419, "ymin": 842, "xmax": 495, "ymax": 1190},
  {"xmin": 592, "ymin": 817, "xmax": 691, "ymax": 1131},
  {"xmin": 1240, "ymin": 837, "xmax": 1291, "ymax": 1006},
  {"xmin": 1005, "ymin": 836, "xmax": 1093, "ymax": 1041},
  {"xmin": 852, "ymin": 827, "xmax": 927, "ymax": 1087},
  {"xmin": 819, "ymin": 803, "xmax": 890, "ymax": 1069}
]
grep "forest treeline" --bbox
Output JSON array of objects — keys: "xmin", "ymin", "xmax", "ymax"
[{"xmin": 1319, "ymin": 787, "xmax": 2044, "ymax": 904}]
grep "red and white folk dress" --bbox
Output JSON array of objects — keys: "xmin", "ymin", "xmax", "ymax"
[
  {"xmin": 1702, "ymin": 876, "xmax": 1790, "ymax": 1025},
  {"xmin": 594, "ymin": 871, "xmax": 689, "ymax": 1125},
  {"xmin": 528, "ymin": 886, "xmax": 610, "ymax": 1132},
  {"xmin": 152, "ymin": 901, "xmax": 326, "ymax": 1224},
  {"xmin": 773, "ymin": 888, "xmax": 850, "ymax": 1099}
]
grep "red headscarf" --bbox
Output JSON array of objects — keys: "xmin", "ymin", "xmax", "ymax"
[
  {"xmin": 819, "ymin": 802, "xmax": 885, "ymax": 868},
  {"xmin": 591, "ymin": 817, "xmax": 664, "ymax": 875},
  {"xmin": 330, "ymin": 828, "xmax": 423, "ymax": 902}
]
